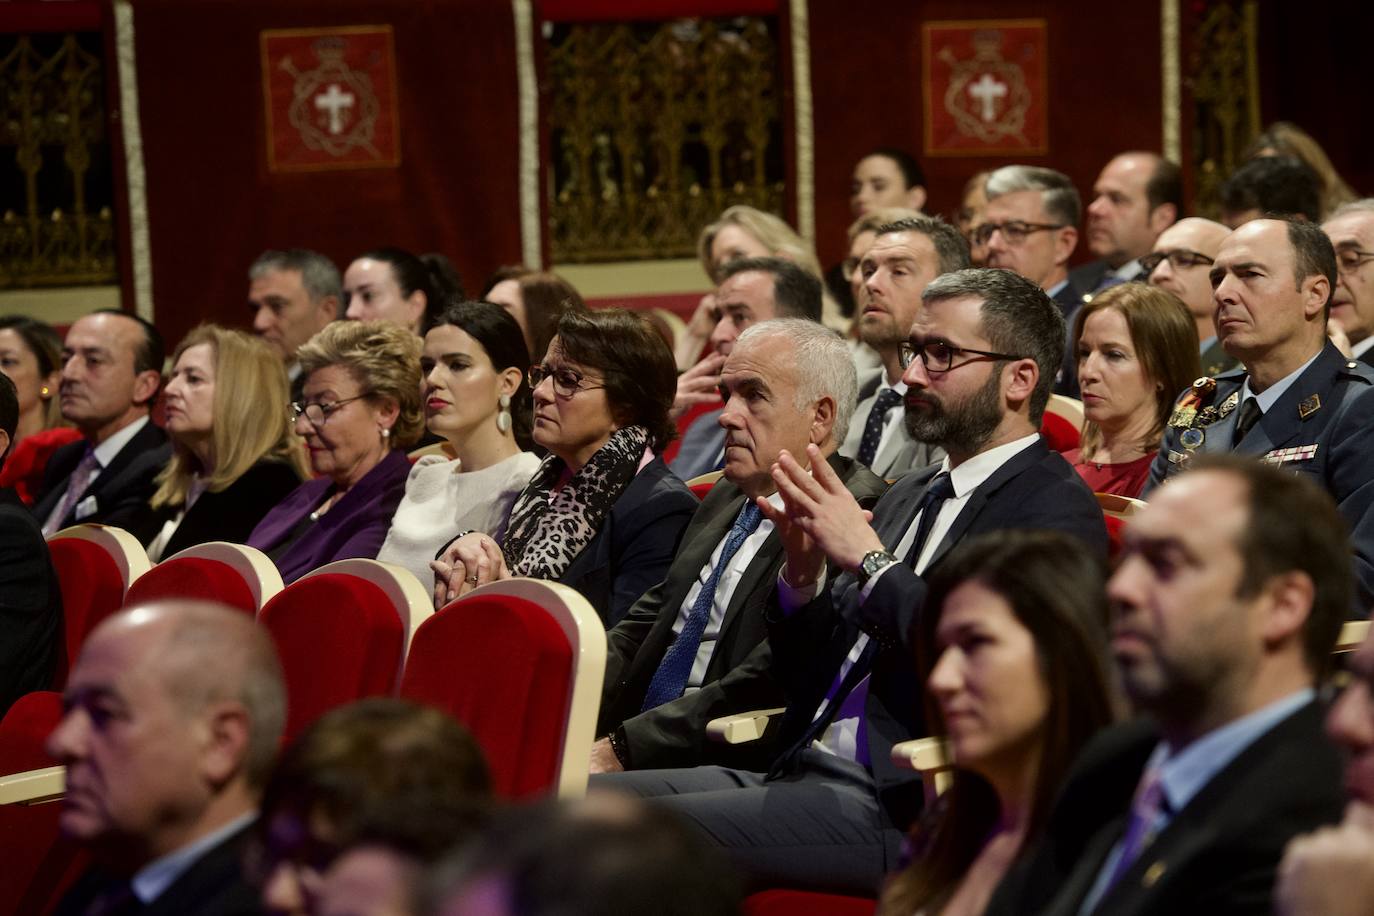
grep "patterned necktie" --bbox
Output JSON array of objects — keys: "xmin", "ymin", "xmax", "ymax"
[
  {"xmin": 641, "ymin": 500, "xmax": 765, "ymax": 711},
  {"xmin": 856, "ymin": 388, "xmax": 903, "ymax": 468},
  {"xmin": 43, "ymin": 448, "xmax": 100, "ymax": 537},
  {"xmin": 1232, "ymin": 397, "xmax": 1262, "ymax": 446},
  {"xmin": 903, "ymin": 472, "xmax": 955, "ymax": 569},
  {"xmin": 1102, "ymin": 766, "xmax": 1170, "ymax": 895}
]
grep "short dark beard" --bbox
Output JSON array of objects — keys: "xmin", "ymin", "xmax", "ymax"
[{"xmin": 904, "ymin": 365, "xmax": 1004, "ymax": 456}]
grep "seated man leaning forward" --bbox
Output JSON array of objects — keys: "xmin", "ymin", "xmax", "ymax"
[
  {"xmin": 591, "ymin": 319, "xmax": 887, "ymax": 774},
  {"xmin": 594, "ymin": 268, "xmax": 1107, "ymax": 895},
  {"xmin": 48, "ymin": 600, "xmax": 286, "ymax": 916}
]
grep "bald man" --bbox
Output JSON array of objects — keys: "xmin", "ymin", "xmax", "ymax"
[
  {"xmin": 1072, "ymin": 152, "xmax": 1181, "ymax": 293},
  {"xmin": 49, "ymin": 601, "xmax": 286, "ymax": 916},
  {"xmin": 1145, "ymin": 217, "xmax": 1236, "ymax": 376}
]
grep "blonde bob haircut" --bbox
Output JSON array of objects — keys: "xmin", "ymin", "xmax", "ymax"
[
  {"xmin": 296, "ymin": 319, "xmax": 424, "ymax": 449},
  {"xmin": 696, "ymin": 205, "xmax": 823, "ymax": 284},
  {"xmin": 152, "ymin": 325, "xmax": 308, "ymax": 509}
]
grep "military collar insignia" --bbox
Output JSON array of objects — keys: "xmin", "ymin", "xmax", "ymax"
[{"xmin": 1298, "ymin": 393, "xmax": 1321, "ymax": 420}]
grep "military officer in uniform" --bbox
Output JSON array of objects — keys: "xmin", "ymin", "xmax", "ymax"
[{"xmin": 1145, "ymin": 218, "xmax": 1374, "ymax": 611}]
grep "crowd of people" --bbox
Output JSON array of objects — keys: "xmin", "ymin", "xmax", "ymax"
[{"xmin": 6, "ymin": 120, "xmax": 1374, "ymax": 916}]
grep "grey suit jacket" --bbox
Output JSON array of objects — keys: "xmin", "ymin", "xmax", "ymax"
[
  {"xmin": 840, "ymin": 371, "xmax": 943, "ymax": 480},
  {"xmin": 669, "ymin": 407, "xmax": 726, "ymax": 480}
]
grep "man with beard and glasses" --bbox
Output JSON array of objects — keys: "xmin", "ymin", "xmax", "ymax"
[{"xmin": 597, "ymin": 268, "xmax": 1107, "ymax": 896}]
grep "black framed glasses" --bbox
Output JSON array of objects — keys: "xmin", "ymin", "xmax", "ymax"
[
  {"xmin": 1139, "ymin": 248, "xmax": 1215, "ymax": 275},
  {"xmin": 899, "ymin": 338, "xmax": 1024, "ymax": 373},
  {"xmin": 528, "ymin": 363, "xmax": 605, "ymax": 398},
  {"xmin": 972, "ymin": 220, "xmax": 1065, "ymax": 246},
  {"xmin": 289, "ymin": 393, "xmax": 371, "ymax": 427},
  {"xmin": 1336, "ymin": 247, "xmax": 1374, "ymax": 274}
]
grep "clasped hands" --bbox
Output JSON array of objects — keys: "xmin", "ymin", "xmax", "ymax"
[
  {"xmin": 430, "ymin": 532, "xmax": 511, "ymax": 608},
  {"xmin": 1276, "ymin": 801, "xmax": 1374, "ymax": 916},
  {"xmin": 757, "ymin": 444, "xmax": 883, "ymax": 589}
]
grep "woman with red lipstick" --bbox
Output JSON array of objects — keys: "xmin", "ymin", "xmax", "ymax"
[
  {"xmin": 248, "ymin": 321, "xmax": 423, "ymax": 583},
  {"xmin": 145, "ymin": 325, "xmax": 307, "ymax": 560},
  {"xmin": 376, "ymin": 301, "xmax": 540, "ymax": 589},
  {"xmin": 879, "ymin": 530, "xmax": 1115, "ymax": 916},
  {"xmin": 1067, "ymin": 283, "xmax": 1198, "ymax": 498}
]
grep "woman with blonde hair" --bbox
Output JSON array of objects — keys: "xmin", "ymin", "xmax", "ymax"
[
  {"xmin": 145, "ymin": 325, "xmax": 308, "ymax": 560},
  {"xmin": 249, "ymin": 320, "xmax": 423, "ymax": 583},
  {"xmin": 1247, "ymin": 121, "xmax": 1358, "ymax": 217}
]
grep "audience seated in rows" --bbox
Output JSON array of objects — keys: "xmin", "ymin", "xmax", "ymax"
[
  {"xmin": 145, "ymin": 325, "xmax": 308, "ymax": 561},
  {"xmin": 0, "ymin": 369, "xmax": 61, "ymax": 716},
  {"xmin": 248, "ymin": 320, "xmax": 422, "ymax": 583},
  {"xmin": 343, "ymin": 248, "xmax": 464, "ymax": 337},
  {"xmin": 1071, "ymin": 152, "xmax": 1180, "ymax": 293},
  {"xmin": 433, "ymin": 308, "xmax": 697, "ymax": 627},
  {"xmin": 247, "ymin": 249, "xmax": 342, "ymax": 400},
  {"xmin": 1144, "ymin": 217, "xmax": 1236, "ymax": 376},
  {"xmin": 1322, "ymin": 200, "xmax": 1374, "ymax": 366},
  {"xmin": 0, "ymin": 315, "xmax": 77, "ymax": 505},
  {"xmin": 987, "ymin": 455, "xmax": 1349, "ymax": 915},
  {"xmin": 47, "ymin": 600, "xmax": 286, "ymax": 916},
  {"xmin": 481, "ymin": 266, "xmax": 585, "ymax": 371},
  {"xmin": 878, "ymin": 529, "xmax": 1115, "ymax": 916},
  {"xmin": 591, "ymin": 320, "xmax": 886, "ymax": 774},
  {"xmin": 1065, "ymin": 283, "xmax": 1199, "ymax": 499},
  {"xmin": 376, "ymin": 301, "xmax": 540, "ymax": 589},
  {"xmin": 594, "ymin": 268, "xmax": 1107, "ymax": 895},
  {"xmin": 34, "ymin": 309, "xmax": 171, "ymax": 542}
]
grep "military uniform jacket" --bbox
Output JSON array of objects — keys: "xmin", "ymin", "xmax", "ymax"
[{"xmin": 1145, "ymin": 343, "xmax": 1374, "ymax": 611}]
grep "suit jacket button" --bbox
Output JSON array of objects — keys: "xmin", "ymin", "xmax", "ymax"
[{"xmin": 1142, "ymin": 860, "xmax": 1167, "ymax": 887}]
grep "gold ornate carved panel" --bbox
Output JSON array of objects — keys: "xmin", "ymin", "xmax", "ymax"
[
  {"xmin": 1188, "ymin": 0, "xmax": 1259, "ymax": 219},
  {"xmin": 546, "ymin": 17, "xmax": 785, "ymax": 263}
]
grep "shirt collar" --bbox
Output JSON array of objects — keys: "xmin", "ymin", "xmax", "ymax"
[
  {"xmin": 938, "ymin": 432, "xmax": 1040, "ymax": 500},
  {"xmin": 132, "ymin": 812, "xmax": 255, "ymax": 905},
  {"xmin": 92, "ymin": 416, "xmax": 150, "ymax": 468},
  {"xmin": 1353, "ymin": 336, "xmax": 1374, "ymax": 359},
  {"xmin": 1240, "ymin": 348, "xmax": 1323, "ymax": 413},
  {"xmin": 1046, "ymin": 278, "xmax": 1069, "ymax": 299},
  {"xmin": 1111, "ymin": 259, "xmax": 1144, "ymax": 282}
]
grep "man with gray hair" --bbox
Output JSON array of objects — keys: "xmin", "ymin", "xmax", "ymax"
[
  {"xmin": 598, "ymin": 270, "xmax": 1107, "ymax": 894},
  {"xmin": 1323, "ymin": 199, "xmax": 1374, "ymax": 366},
  {"xmin": 841, "ymin": 215, "xmax": 968, "ymax": 478},
  {"xmin": 48, "ymin": 601, "xmax": 287, "ymax": 916},
  {"xmin": 247, "ymin": 248, "xmax": 342, "ymax": 396},
  {"xmin": 592, "ymin": 318, "xmax": 887, "ymax": 774}
]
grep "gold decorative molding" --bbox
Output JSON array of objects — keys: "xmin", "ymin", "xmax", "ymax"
[
  {"xmin": 0, "ymin": 284, "xmax": 119, "ymax": 323},
  {"xmin": 1161, "ymin": 0, "xmax": 1180, "ymax": 164},
  {"xmin": 789, "ymin": 0, "xmax": 814, "ymax": 245},
  {"xmin": 115, "ymin": 0, "xmax": 153, "ymax": 321},
  {"xmin": 512, "ymin": 0, "xmax": 540, "ymax": 268},
  {"xmin": 1188, "ymin": 0, "xmax": 1260, "ymax": 219},
  {"xmin": 553, "ymin": 258, "xmax": 710, "ymax": 298}
]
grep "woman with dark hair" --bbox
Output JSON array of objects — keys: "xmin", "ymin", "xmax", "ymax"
[
  {"xmin": 482, "ymin": 266, "xmax": 585, "ymax": 373},
  {"xmin": 879, "ymin": 529, "xmax": 1116, "ymax": 916},
  {"xmin": 343, "ymin": 247, "xmax": 465, "ymax": 335},
  {"xmin": 434, "ymin": 308, "xmax": 698, "ymax": 626},
  {"xmin": 0, "ymin": 315, "xmax": 80, "ymax": 505},
  {"xmin": 377, "ymin": 301, "xmax": 541, "ymax": 588},
  {"xmin": 1069, "ymin": 282, "xmax": 1200, "ymax": 498}
]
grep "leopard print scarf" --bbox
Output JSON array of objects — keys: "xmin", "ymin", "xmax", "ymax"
[{"xmin": 502, "ymin": 424, "xmax": 650, "ymax": 582}]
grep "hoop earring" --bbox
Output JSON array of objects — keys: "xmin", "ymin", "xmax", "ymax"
[{"xmin": 496, "ymin": 393, "xmax": 512, "ymax": 434}]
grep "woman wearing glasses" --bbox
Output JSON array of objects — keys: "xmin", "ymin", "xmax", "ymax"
[
  {"xmin": 249, "ymin": 320, "xmax": 423, "ymax": 583},
  {"xmin": 1067, "ymin": 283, "xmax": 1199, "ymax": 498},
  {"xmin": 433, "ymin": 308, "xmax": 697, "ymax": 627},
  {"xmin": 375, "ymin": 301, "xmax": 541, "ymax": 589},
  {"xmin": 144, "ymin": 325, "xmax": 307, "ymax": 560}
]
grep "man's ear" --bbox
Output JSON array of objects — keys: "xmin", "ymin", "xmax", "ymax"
[
  {"xmin": 1300, "ymin": 274, "xmax": 1332, "ymax": 322},
  {"xmin": 1259, "ymin": 570, "xmax": 1314, "ymax": 651},
  {"xmin": 198, "ymin": 702, "xmax": 251, "ymax": 788},
  {"xmin": 1053, "ymin": 226, "xmax": 1079, "ymax": 268},
  {"xmin": 1148, "ymin": 203, "xmax": 1178, "ymax": 238},
  {"xmin": 809, "ymin": 395, "xmax": 837, "ymax": 446},
  {"xmin": 132, "ymin": 370, "xmax": 161, "ymax": 408},
  {"xmin": 1002, "ymin": 357, "xmax": 1039, "ymax": 407},
  {"xmin": 906, "ymin": 185, "xmax": 929, "ymax": 214},
  {"xmin": 318, "ymin": 294, "xmax": 342, "ymax": 323}
]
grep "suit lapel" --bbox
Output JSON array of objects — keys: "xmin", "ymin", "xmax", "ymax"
[
  {"xmin": 1236, "ymin": 345, "xmax": 1343, "ymax": 457},
  {"xmin": 924, "ymin": 440, "xmax": 1049, "ymax": 570}
]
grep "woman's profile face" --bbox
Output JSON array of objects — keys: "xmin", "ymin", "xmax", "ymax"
[
  {"xmin": 529, "ymin": 337, "xmax": 618, "ymax": 470},
  {"xmin": 1076, "ymin": 307, "xmax": 1156, "ymax": 435},
  {"xmin": 421, "ymin": 324, "xmax": 508, "ymax": 444},
  {"xmin": 485, "ymin": 279, "xmax": 530, "ymax": 351},
  {"xmin": 163, "ymin": 342, "xmax": 217, "ymax": 449},
  {"xmin": 0, "ymin": 328, "xmax": 55, "ymax": 424},
  {"xmin": 294, "ymin": 364, "xmax": 395, "ymax": 486},
  {"xmin": 927, "ymin": 581, "xmax": 1050, "ymax": 778}
]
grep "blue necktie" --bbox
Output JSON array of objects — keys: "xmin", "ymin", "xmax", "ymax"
[
  {"xmin": 856, "ymin": 388, "xmax": 903, "ymax": 468},
  {"xmin": 641, "ymin": 501, "xmax": 765, "ymax": 711},
  {"xmin": 903, "ymin": 472, "xmax": 955, "ymax": 568}
]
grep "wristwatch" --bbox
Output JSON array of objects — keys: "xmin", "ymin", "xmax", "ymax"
[{"xmin": 858, "ymin": 550, "xmax": 899, "ymax": 587}]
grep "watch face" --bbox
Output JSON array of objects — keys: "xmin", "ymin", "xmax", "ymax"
[{"xmin": 862, "ymin": 551, "xmax": 894, "ymax": 580}]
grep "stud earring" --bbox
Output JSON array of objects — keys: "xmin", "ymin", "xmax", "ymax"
[
  {"xmin": 40, "ymin": 386, "xmax": 51, "ymax": 397},
  {"xmin": 381, "ymin": 427, "xmax": 391, "ymax": 440},
  {"xmin": 496, "ymin": 392, "xmax": 512, "ymax": 434}
]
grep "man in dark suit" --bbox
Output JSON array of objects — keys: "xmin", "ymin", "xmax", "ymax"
[
  {"xmin": 982, "ymin": 165, "xmax": 1086, "ymax": 396},
  {"xmin": 247, "ymin": 248, "xmax": 341, "ymax": 399},
  {"xmin": 1071, "ymin": 152, "xmax": 1180, "ymax": 294},
  {"xmin": 1146, "ymin": 218, "xmax": 1374, "ymax": 611},
  {"xmin": 601, "ymin": 269, "xmax": 1107, "ymax": 894},
  {"xmin": 1145, "ymin": 217, "xmax": 1236, "ymax": 376},
  {"xmin": 989, "ymin": 456, "xmax": 1348, "ymax": 916},
  {"xmin": 48, "ymin": 600, "xmax": 286, "ymax": 916},
  {"xmin": 33, "ymin": 310, "xmax": 171, "ymax": 542},
  {"xmin": 0, "ymin": 370, "xmax": 60, "ymax": 716},
  {"xmin": 1323, "ymin": 201, "xmax": 1374, "ymax": 367},
  {"xmin": 590, "ymin": 319, "xmax": 887, "ymax": 775},
  {"xmin": 670, "ymin": 258, "xmax": 824, "ymax": 481},
  {"xmin": 839, "ymin": 215, "xmax": 966, "ymax": 478}
]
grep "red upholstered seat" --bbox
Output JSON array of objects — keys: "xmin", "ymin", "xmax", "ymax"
[
  {"xmin": 259, "ymin": 572, "xmax": 407, "ymax": 741},
  {"xmin": 744, "ymin": 890, "xmax": 876, "ymax": 915},
  {"xmin": 661, "ymin": 399, "xmax": 719, "ymax": 465},
  {"xmin": 399, "ymin": 579, "xmax": 605, "ymax": 799},
  {"xmin": 46, "ymin": 533, "xmax": 142, "ymax": 688},
  {"xmin": 125, "ymin": 557, "xmax": 258, "ymax": 615},
  {"xmin": 1039, "ymin": 409, "xmax": 1081, "ymax": 453},
  {"xmin": 0, "ymin": 691, "xmax": 62, "ymax": 776},
  {"xmin": 1103, "ymin": 513, "xmax": 1126, "ymax": 560}
]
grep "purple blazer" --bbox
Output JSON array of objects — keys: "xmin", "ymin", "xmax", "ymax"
[{"xmin": 247, "ymin": 449, "xmax": 410, "ymax": 584}]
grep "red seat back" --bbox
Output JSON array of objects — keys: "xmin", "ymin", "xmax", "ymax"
[
  {"xmin": 259, "ymin": 573, "xmax": 406, "ymax": 741},
  {"xmin": 46, "ymin": 539, "xmax": 127, "ymax": 688},
  {"xmin": 399, "ymin": 592, "xmax": 575, "ymax": 799},
  {"xmin": 1039, "ymin": 410, "xmax": 1081, "ymax": 453},
  {"xmin": 1103, "ymin": 513, "xmax": 1126, "ymax": 560},
  {"xmin": 661, "ymin": 400, "xmax": 719, "ymax": 465},
  {"xmin": 744, "ymin": 890, "xmax": 876, "ymax": 915},
  {"xmin": 124, "ymin": 557, "xmax": 259, "ymax": 615}
]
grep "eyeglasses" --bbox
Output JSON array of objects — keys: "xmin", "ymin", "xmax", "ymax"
[
  {"xmin": 1139, "ymin": 248, "xmax": 1215, "ymax": 275},
  {"xmin": 899, "ymin": 338, "xmax": 1024, "ymax": 373},
  {"xmin": 527, "ymin": 363, "xmax": 605, "ymax": 398},
  {"xmin": 1336, "ymin": 247, "xmax": 1374, "ymax": 274},
  {"xmin": 289, "ymin": 393, "xmax": 371, "ymax": 427},
  {"xmin": 972, "ymin": 220, "xmax": 1065, "ymax": 246}
]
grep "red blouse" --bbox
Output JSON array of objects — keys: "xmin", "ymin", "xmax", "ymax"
[{"xmin": 1065, "ymin": 448, "xmax": 1156, "ymax": 500}]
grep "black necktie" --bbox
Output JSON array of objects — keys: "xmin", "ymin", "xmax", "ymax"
[
  {"xmin": 856, "ymin": 388, "xmax": 903, "ymax": 467},
  {"xmin": 904, "ymin": 472, "xmax": 955, "ymax": 568},
  {"xmin": 1232, "ymin": 397, "xmax": 1262, "ymax": 446}
]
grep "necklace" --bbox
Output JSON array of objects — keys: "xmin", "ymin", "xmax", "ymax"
[{"xmin": 309, "ymin": 490, "xmax": 343, "ymax": 522}]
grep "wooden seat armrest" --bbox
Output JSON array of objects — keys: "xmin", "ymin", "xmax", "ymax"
[
  {"xmin": 1338, "ymin": 620, "xmax": 1371, "ymax": 654},
  {"xmin": 0, "ymin": 765, "xmax": 65, "ymax": 806},
  {"xmin": 891, "ymin": 737, "xmax": 954, "ymax": 801},
  {"xmin": 705, "ymin": 708, "xmax": 786, "ymax": 744}
]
